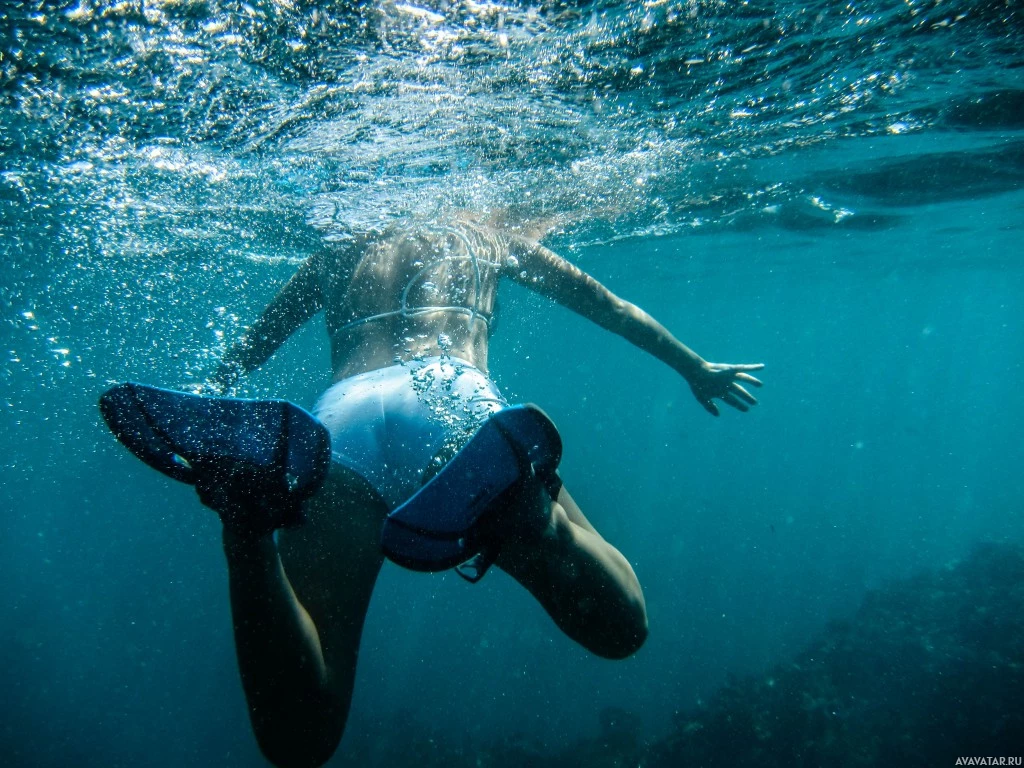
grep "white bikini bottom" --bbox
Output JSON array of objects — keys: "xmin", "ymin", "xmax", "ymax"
[{"xmin": 312, "ymin": 357, "xmax": 506, "ymax": 510}]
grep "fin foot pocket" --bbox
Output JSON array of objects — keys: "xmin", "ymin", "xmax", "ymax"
[
  {"xmin": 99, "ymin": 382, "xmax": 330, "ymax": 536},
  {"xmin": 381, "ymin": 404, "xmax": 562, "ymax": 579}
]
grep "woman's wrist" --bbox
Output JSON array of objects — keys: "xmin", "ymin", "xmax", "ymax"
[{"xmin": 672, "ymin": 344, "xmax": 705, "ymax": 380}]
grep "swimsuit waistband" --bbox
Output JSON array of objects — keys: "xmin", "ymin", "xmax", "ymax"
[{"xmin": 319, "ymin": 356, "xmax": 480, "ymax": 399}]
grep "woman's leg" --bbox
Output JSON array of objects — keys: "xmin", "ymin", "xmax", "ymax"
[
  {"xmin": 223, "ymin": 465, "xmax": 389, "ymax": 768},
  {"xmin": 496, "ymin": 486, "xmax": 649, "ymax": 660}
]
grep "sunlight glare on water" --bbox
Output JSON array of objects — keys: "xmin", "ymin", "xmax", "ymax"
[{"xmin": 3, "ymin": 0, "xmax": 1020, "ymax": 253}]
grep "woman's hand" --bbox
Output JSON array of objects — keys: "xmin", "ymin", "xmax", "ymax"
[
  {"xmin": 182, "ymin": 359, "xmax": 242, "ymax": 397},
  {"xmin": 686, "ymin": 362, "xmax": 764, "ymax": 416}
]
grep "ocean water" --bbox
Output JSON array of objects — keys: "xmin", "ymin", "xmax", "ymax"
[{"xmin": 1, "ymin": 1, "xmax": 1022, "ymax": 766}]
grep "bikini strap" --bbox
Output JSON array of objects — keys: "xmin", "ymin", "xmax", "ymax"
[{"xmin": 336, "ymin": 223, "xmax": 502, "ymax": 333}]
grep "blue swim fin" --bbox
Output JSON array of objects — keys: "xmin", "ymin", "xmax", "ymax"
[
  {"xmin": 99, "ymin": 382, "xmax": 330, "ymax": 535},
  {"xmin": 381, "ymin": 404, "xmax": 562, "ymax": 581}
]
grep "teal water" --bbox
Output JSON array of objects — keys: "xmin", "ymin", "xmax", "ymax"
[{"xmin": 1, "ymin": 1, "xmax": 1022, "ymax": 766}]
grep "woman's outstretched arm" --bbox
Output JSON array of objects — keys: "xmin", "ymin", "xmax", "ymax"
[
  {"xmin": 507, "ymin": 237, "xmax": 763, "ymax": 416},
  {"xmin": 210, "ymin": 255, "xmax": 324, "ymax": 391}
]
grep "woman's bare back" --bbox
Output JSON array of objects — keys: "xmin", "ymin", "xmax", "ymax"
[{"xmin": 322, "ymin": 218, "xmax": 513, "ymax": 380}]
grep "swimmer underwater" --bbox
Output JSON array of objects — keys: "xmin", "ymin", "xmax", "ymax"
[{"xmin": 99, "ymin": 210, "xmax": 763, "ymax": 768}]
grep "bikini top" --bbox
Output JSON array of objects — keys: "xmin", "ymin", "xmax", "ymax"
[{"xmin": 335, "ymin": 223, "xmax": 504, "ymax": 333}]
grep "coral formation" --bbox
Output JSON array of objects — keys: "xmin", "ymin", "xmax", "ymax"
[{"xmin": 351, "ymin": 543, "xmax": 1024, "ymax": 767}]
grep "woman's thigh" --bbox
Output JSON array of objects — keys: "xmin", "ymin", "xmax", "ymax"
[{"xmin": 277, "ymin": 464, "xmax": 389, "ymax": 684}]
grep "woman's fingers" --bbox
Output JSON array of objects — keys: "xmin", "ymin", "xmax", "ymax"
[
  {"xmin": 721, "ymin": 392, "xmax": 749, "ymax": 412},
  {"xmin": 732, "ymin": 382, "xmax": 758, "ymax": 405},
  {"xmin": 735, "ymin": 372, "xmax": 763, "ymax": 387},
  {"xmin": 712, "ymin": 362, "xmax": 764, "ymax": 372},
  {"xmin": 694, "ymin": 363, "xmax": 765, "ymax": 415}
]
